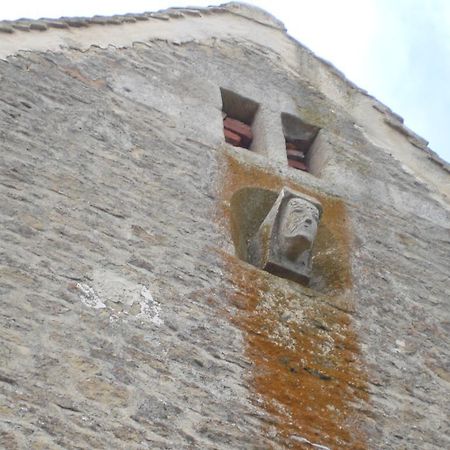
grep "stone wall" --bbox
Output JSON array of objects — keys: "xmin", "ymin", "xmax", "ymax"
[{"xmin": 1, "ymin": 4, "xmax": 449, "ymax": 449}]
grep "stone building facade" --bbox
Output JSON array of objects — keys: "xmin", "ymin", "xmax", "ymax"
[{"xmin": 0, "ymin": 3, "xmax": 449, "ymax": 449}]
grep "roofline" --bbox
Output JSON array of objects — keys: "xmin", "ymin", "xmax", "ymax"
[
  {"xmin": 0, "ymin": 2, "xmax": 285, "ymax": 34},
  {"xmin": 0, "ymin": 2, "xmax": 448, "ymax": 183}
]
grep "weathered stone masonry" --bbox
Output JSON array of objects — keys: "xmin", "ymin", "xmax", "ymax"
[{"xmin": 0, "ymin": 3, "xmax": 449, "ymax": 449}]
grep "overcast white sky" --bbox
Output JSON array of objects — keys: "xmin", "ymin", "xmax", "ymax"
[{"xmin": 1, "ymin": 0, "xmax": 449, "ymax": 162}]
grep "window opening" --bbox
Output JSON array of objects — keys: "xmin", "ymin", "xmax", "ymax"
[
  {"xmin": 221, "ymin": 88, "xmax": 259, "ymax": 150},
  {"xmin": 282, "ymin": 113, "xmax": 320, "ymax": 172}
]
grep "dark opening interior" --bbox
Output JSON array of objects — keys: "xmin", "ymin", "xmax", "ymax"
[
  {"xmin": 282, "ymin": 113, "xmax": 320, "ymax": 172},
  {"xmin": 221, "ymin": 88, "xmax": 259, "ymax": 150}
]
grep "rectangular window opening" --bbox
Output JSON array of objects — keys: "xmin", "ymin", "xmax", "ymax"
[
  {"xmin": 221, "ymin": 88, "xmax": 259, "ymax": 150},
  {"xmin": 282, "ymin": 113, "xmax": 320, "ymax": 173}
]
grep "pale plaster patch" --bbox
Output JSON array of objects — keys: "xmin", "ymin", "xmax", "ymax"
[
  {"xmin": 137, "ymin": 286, "xmax": 164, "ymax": 326},
  {"xmin": 76, "ymin": 270, "xmax": 163, "ymax": 325},
  {"xmin": 76, "ymin": 283, "xmax": 106, "ymax": 309}
]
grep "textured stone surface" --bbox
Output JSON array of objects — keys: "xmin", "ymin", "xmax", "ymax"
[{"xmin": 0, "ymin": 4, "xmax": 449, "ymax": 450}]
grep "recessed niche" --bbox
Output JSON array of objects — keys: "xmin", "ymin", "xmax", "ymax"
[
  {"xmin": 282, "ymin": 113, "xmax": 320, "ymax": 173},
  {"xmin": 231, "ymin": 187, "xmax": 323, "ymax": 287},
  {"xmin": 221, "ymin": 88, "xmax": 259, "ymax": 150},
  {"xmin": 229, "ymin": 186, "xmax": 350, "ymax": 293}
]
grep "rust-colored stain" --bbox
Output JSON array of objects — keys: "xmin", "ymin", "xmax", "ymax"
[
  {"xmin": 217, "ymin": 151, "xmax": 369, "ymax": 449},
  {"xmin": 61, "ymin": 66, "xmax": 107, "ymax": 89}
]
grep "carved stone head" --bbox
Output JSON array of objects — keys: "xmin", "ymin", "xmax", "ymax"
[{"xmin": 248, "ymin": 188, "xmax": 322, "ymax": 285}]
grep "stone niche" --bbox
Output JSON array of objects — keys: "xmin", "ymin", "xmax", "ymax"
[
  {"xmin": 220, "ymin": 87, "xmax": 259, "ymax": 149},
  {"xmin": 282, "ymin": 113, "xmax": 320, "ymax": 173},
  {"xmin": 230, "ymin": 186, "xmax": 322, "ymax": 286}
]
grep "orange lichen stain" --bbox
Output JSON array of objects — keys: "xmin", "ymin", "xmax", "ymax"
[
  {"xmin": 217, "ymin": 151, "xmax": 369, "ymax": 448},
  {"xmin": 222, "ymin": 153, "xmax": 352, "ymax": 296}
]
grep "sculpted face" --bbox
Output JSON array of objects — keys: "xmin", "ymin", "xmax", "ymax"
[
  {"xmin": 279, "ymin": 198, "xmax": 320, "ymax": 260},
  {"xmin": 247, "ymin": 188, "xmax": 322, "ymax": 285}
]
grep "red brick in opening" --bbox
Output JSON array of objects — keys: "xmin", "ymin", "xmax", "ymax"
[
  {"xmin": 223, "ymin": 115, "xmax": 253, "ymax": 149},
  {"xmin": 286, "ymin": 139, "xmax": 309, "ymax": 172}
]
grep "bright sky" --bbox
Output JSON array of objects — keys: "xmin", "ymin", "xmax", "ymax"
[{"xmin": 1, "ymin": 0, "xmax": 449, "ymax": 162}]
